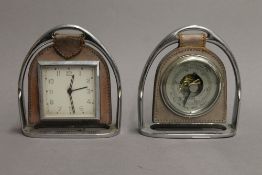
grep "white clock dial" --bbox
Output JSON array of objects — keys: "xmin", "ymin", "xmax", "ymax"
[
  {"xmin": 161, "ymin": 55, "xmax": 221, "ymax": 117},
  {"xmin": 38, "ymin": 61, "xmax": 99, "ymax": 120}
]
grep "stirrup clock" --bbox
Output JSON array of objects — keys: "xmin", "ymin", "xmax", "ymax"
[
  {"xmin": 18, "ymin": 25, "xmax": 122, "ymax": 138},
  {"xmin": 138, "ymin": 25, "xmax": 241, "ymax": 138}
]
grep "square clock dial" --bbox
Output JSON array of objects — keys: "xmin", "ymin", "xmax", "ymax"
[{"xmin": 38, "ymin": 61, "xmax": 100, "ymax": 120}]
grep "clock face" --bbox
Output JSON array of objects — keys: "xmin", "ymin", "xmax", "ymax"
[
  {"xmin": 161, "ymin": 55, "xmax": 222, "ymax": 117},
  {"xmin": 38, "ymin": 61, "xmax": 100, "ymax": 120}
]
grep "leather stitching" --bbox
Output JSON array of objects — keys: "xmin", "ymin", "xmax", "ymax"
[{"xmin": 54, "ymin": 36, "xmax": 84, "ymax": 59}]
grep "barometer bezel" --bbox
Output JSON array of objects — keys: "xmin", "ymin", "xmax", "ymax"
[{"xmin": 160, "ymin": 55, "xmax": 223, "ymax": 117}]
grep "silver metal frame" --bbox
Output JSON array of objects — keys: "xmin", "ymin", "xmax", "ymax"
[
  {"xmin": 138, "ymin": 25, "xmax": 241, "ymax": 138},
  {"xmin": 38, "ymin": 60, "xmax": 100, "ymax": 120},
  {"xmin": 18, "ymin": 24, "xmax": 122, "ymax": 138},
  {"xmin": 160, "ymin": 55, "xmax": 223, "ymax": 117}
]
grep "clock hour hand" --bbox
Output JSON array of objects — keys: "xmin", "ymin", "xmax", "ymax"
[{"xmin": 71, "ymin": 86, "xmax": 88, "ymax": 92}]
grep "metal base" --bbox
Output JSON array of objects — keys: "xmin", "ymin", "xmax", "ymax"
[
  {"xmin": 139, "ymin": 123, "xmax": 235, "ymax": 139},
  {"xmin": 22, "ymin": 126, "xmax": 119, "ymax": 138}
]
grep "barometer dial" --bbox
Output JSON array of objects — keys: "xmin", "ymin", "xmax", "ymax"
[{"xmin": 161, "ymin": 55, "xmax": 222, "ymax": 117}]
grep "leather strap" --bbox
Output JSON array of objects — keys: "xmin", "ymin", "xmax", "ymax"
[
  {"xmin": 53, "ymin": 33, "xmax": 84, "ymax": 59},
  {"xmin": 179, "ymin": 33, "xmax": 206, "ymax": 47}
]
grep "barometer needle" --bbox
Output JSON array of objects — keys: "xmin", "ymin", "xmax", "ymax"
[
  {"xmin": 183, "ymin": 92, "xmax": 191, "ymax": 106},
  {"xmin": 190, "ymin": 79, "xmax": 201, "ymax": 85}
]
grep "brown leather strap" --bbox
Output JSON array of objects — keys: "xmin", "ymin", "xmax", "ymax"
[
  {"xmin": 54, "ymin": 33, "xmax": 84, "ymax": 59},
  {"xmin": 179, "ymin": 33, "xmax": 206, "ymax": 47}
]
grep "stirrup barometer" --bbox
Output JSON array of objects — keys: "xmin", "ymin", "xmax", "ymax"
[{"xmin": 138, "ymin": 25, "xmax": 241, "ymax": 138}]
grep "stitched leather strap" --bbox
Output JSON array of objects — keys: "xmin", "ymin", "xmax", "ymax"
[
  {"xmin": 179, "ymin": 33, "xmax": 206, "ymax": 47},
  {"xmin": 54, "ymin": 33, "xmax": 84, "ymax": 59}
]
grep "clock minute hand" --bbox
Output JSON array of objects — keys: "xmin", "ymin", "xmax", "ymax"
[
  {"xmin": 69, "ymin": 75, "xmax": 75, "ymax": 89},
  {"xmin": 67, "ymin": 89, "xmax": 75, "ymax": 114},
  {"xmin": 67, "ymin": 75, "xmax": 75, "ymax": 114},
  {"xmin": 69, "ymin": 93, "xmax": 75, "ymax": 114},
  {"xmin": 71, "ymin": 86, "xmax": 88, "ymax": 92}
]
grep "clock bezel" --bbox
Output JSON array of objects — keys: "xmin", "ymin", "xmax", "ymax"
[{"xmin": 37, "ymin": 60, "xmax": 100, "ymax": 121}]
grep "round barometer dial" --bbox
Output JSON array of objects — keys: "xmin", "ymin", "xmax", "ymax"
[{"xmin": 161, "ymin": 55, "xmax": 222, "ymax": 117}]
